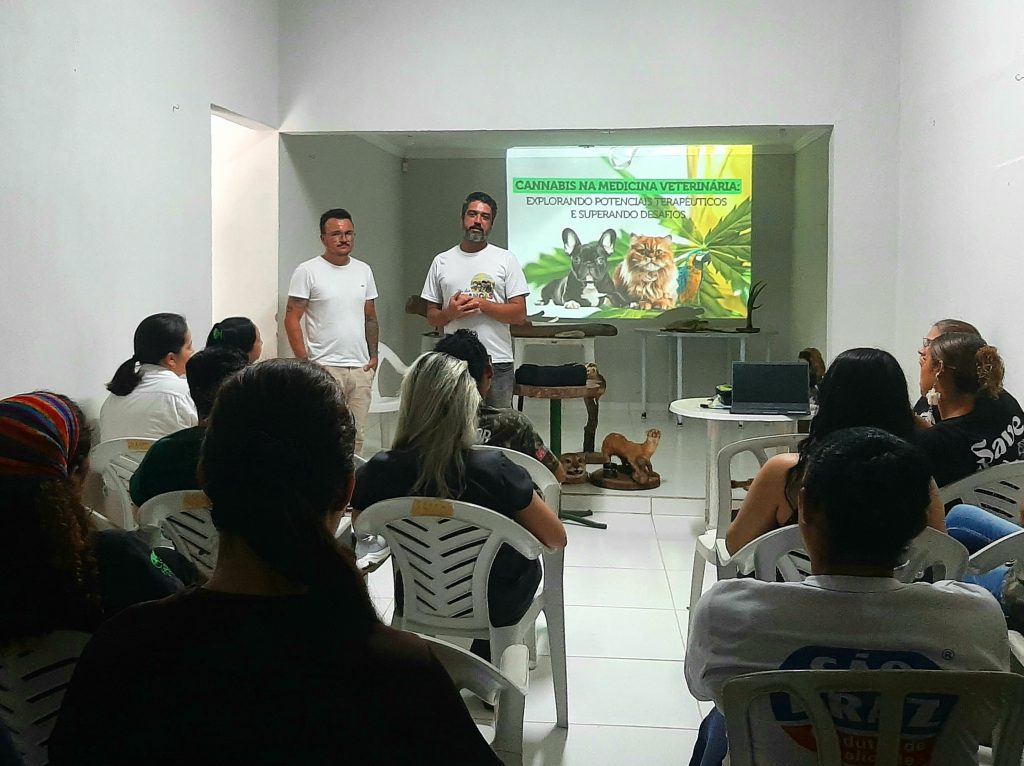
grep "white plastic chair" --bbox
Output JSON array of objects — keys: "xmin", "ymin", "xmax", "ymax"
[
  {"xmin": 471, "ymin": 445, "xmax": 564, "ymax": 666},
  {"xmin": 940, "ymin": 461, "xmax": 1024, "ymax": 523},
  {"xmin": 722, "ymin": 669, "xmax": 1024, "ymax": 766},
  {"xmin": 0, "ymin": 630, "xmax": 92, "ymax": 766},
  {"xmin": 688, "ymin": 434, "xmax": 806, "ymax": 627},
  {"xmin": 368, "ymin": 342, "xmax": 411, "ymax": 448},
  {"xmin": 88, "ymin": 437, "xmax": 155, "ymax": 530},
  {"xmin": 137, "ymin": 490, "xmax": 218, "ymax": 577},
  {"xmin": 732, "ymin": 525, "xmax": 969, "ymax": 583},
  {"xmin": 355, "ymin": 497, "xmax": 568, "ymax": 729},
  {"xmin": 417, "ymin": 634, "xmax": 528, "ymax": 766},
  {"xmin": 968, "ymin": 528, "xmax": 1024, "ymax": 578}
]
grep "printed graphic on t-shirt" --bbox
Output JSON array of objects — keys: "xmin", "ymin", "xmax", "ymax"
[
  {"xmin": 467, "ymin": 273, "xmax": 497, "ymax": 301},
  {"xmin": 771, "ymin": 646, "xmax": 956, "ymax": 766},
  {"xmin": 971, "ymin": 414, "xmax": 1024, "ymax": 470}
]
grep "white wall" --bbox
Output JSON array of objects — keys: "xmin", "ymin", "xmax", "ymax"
[
  {"xmin": 789, "ymin": 133, "xmax": 830, "ymax": 356},
  {"xmin": 279, "ymin": 0, "xmax": 901, "ymax": 363},
  {"xmin": 897, "ymin": 1, "xmax": 1024, "ymax": 391},
  {"xmin": 211, "ymin": 114, "xmax": 280, "ymax": 359},
  {"xmin": 278, "ymin": 135, "xmax": 405, "ymax": 364},
  {"xmin": 0, "ymin": 0, "xmax": 278, "ymax": 408}
]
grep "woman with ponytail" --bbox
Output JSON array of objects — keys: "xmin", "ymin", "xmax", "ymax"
[
  {"xmin": 50, "ymin": 360, "xmax": 500, "ymax": 765},
  {"xmin": 206, "ymin": 316, "xmax": 263, "ymax": 362},
  {"xmin": 915, "ymin": 332, "xmax": 1024, "ymax": 486},
  {"xmin": 99, "ymin": 313, "xmax": 197, "ymax": 440}
]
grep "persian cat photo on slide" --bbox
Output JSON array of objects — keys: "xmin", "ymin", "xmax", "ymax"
[{"xmin": 613, "ymin": 234, "xmax": 678, "ymax": 310}]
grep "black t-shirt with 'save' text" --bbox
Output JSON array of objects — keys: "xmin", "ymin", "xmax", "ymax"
[{"xmin": 913, "ymin": 391, "xmax": 1024, "ymax": 487}]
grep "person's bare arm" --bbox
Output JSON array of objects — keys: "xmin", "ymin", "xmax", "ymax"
[
  {"xmin": 467, "ymin": 294, "xmax": 528, "ymax": 326},
  {"xmin": 725, "ymin": 453, "xmax": 798, "ymax": 555},
  {"xmin": 926, "ymin": 479, "xmax": 946, "ymax": 532},
  {"xmin": 284, "ymin": 297, "xmax": 309, "ymax": 359},
  {"xmin": 516, "ymin": 492, "xmax": 567, "ymax": 549},
  {"xmin": 363, "ymin": 299, "xmax": 379, "ymax": 371}
]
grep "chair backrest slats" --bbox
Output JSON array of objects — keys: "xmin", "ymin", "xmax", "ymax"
[
  {"xmin": 939, "ymin": 461, "xmax": 1024, "ymax": 522},
  {"xmin": 357, "ymin": 497, "xmax": 544, "ymax": 632},
  {"xmin": 137, "ymin": 491, "xmax": 218, "ymax": 576},
  {"xmin": 0, "ymin": 631, "xmax": 92, "ymax": 766}
]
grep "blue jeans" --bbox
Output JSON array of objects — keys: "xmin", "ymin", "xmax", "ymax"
[
  {"xmin": 946, "ymin": 504, "xmax": 1020, "ymax": 553},
  {"xmin": 486, "ymin": 362, "xmax": 515, "ymax": 408},
  {"xmin": 689, "ymin": 708, "xmax": 728, "ymax": 766},
  {"xmin": 945, "ymin": 504, "xmax": 1019, "ymax": 599}
]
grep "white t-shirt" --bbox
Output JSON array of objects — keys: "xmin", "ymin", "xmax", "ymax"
[
  {"xmin": 685, "ymin": 575, "xmax": 1010, "ymax": 765},
  {"xmin": 420, "ymin": 244, "xmax": 529, "ymax": 364},
  {"xmin": 99, "ymin": 364, "xmax": 198, "ymax": 441},
  {"xmin": 288, "ymin": 256, "xmax": 378, "ymax": 367}
]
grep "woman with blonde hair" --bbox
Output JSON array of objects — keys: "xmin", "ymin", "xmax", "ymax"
[
  {"xmin": 352, "ymin": 352, "xmax": 566, "ymax": 659},
  {"xmin": 915, "ymin": 332, "xmax": 1024, "ymax": 487}
]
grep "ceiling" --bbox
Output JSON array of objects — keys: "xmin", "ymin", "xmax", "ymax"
[{"xmin": 285, "ymin": 125, "xmax": 832, "ymax": 160}]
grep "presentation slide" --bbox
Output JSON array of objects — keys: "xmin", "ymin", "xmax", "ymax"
[{"xmin": 507, "ymin": 145, "xmax": 752, "ymax": 320}]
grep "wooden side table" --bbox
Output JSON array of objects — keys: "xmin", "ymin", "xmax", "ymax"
[
  {"xmin": 514, "ymin": 380, "xmax": 606, "ymax": 529},
  {"xmin": 513, "ymin": 380, "xmax": 604, "ymax": 456}
]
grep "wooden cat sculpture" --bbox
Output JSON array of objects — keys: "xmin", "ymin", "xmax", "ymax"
[{"xmin": 601, "ymin": 429, "xmax": 661, "ymax": 485}]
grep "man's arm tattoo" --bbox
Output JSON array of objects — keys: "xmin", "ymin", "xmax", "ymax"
[{"xmin": 365, "ymin": 315, "xmax": 379, "ymax": 358}]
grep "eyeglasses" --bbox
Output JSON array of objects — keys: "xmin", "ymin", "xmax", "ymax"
[
  {"xmin": 921, "ymin": 337, "xmax": 932, "ymax": 349},
  {"xmin": 330, "ymin": 232, "xmax": 355, "ymax": 240}
]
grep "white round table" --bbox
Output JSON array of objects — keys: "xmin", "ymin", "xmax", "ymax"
[{"xmin": 669, "ymin": 397, "xmax": 810, "ymax": 525}]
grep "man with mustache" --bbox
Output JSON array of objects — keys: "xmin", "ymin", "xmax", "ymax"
[{"xmin": 421, "ymin": 191, "xmax": 528, "ymax": 407}]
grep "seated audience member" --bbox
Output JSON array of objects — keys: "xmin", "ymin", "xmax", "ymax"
[
  {"xmin": 435, "ymin": 328, "xmax": 566, "ymax": 481},
  {"xmin": 49, "ymin": 360, "xmax": 501, "ymax": 765},
  {"xmin": 99, "ymin": 313, "xmax": 197, "ymax": 440},
  {"xmin": 0, "ymin": 393, "xmax": 182, "ymax": 648},
  {"xmin": 913, "ymin": 318, "xmax": 981, "ymax": 422},
  {"xmin": 915, "ymin": 332, "xmax": 1024, "ymax": 486},
  {"xmin": 686, "ymin": 427, "xmax": 1010, "ymax": 766},
  {"xmin": 206, "ymin": 316, "xmax": 263, "ymax": 362},
  {"xmin": 351, "ymin": 352, "xmax": 566, "ymax": 660},
  {"xmin": 128, "ymin": 346, "xmax": 248, "ymax": 507},
  {"xmin": 726, "ymin": 348, "xmax": 945, "ymax": 555},
  {"xmin": 914, "ymin": 318, "xmax": 1022, "ymax": 426}
]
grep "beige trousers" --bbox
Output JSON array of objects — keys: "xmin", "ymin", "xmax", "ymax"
[{"xmin": 327, "ymin": 366, "xmax": 374, "ymax": 456}]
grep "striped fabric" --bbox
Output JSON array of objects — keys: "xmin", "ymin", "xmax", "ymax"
[{"xmin": 0, "ymin": 392, "xmax": 80, "ymax": 479}]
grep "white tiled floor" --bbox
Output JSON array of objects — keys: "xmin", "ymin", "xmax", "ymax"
[{"xmin": 363, "ymin": 404, "xmax": 723, "ymax": 765}]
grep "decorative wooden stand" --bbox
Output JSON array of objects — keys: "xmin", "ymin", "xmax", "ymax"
[
  {"xmin": 589, "ymin": 467, "xmax": 661, "ymax": 491},
  {"xmin": 514, "ymin": 381, "xmax": 606, "ymax": 528}
]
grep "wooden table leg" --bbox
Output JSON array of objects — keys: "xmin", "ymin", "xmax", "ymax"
[
  {"xmin": 583, "ymin": 395, "xmax": 601, "ymax": 454},
  {"xmin": 549, "ymin": 399, "xmax": 562, "ymax": 456}
]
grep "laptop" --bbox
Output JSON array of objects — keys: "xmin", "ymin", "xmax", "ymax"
[{"xmin": 730, "ymin": 361, "xmax": 811, "ymax": 415}]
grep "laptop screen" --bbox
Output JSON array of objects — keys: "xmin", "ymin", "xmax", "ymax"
[{"xmin": 731, "ymin": 362, "xmax": 810, "ymax": 414}]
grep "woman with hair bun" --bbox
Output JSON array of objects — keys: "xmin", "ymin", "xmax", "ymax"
[
  {"xmin": 99, "ymin": 313, "xmax": 197, "ymax": 440},
  {"xmin": 50, "ymin": 360, "xmax": 500, "ymax": 765},
  {"xmin": 206, "ymin": 316, "xmax": 263, "ymax": 362},
  {"xmin": 915, "ymin": 332, "xmax": 1024, "ymax": 487}
]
